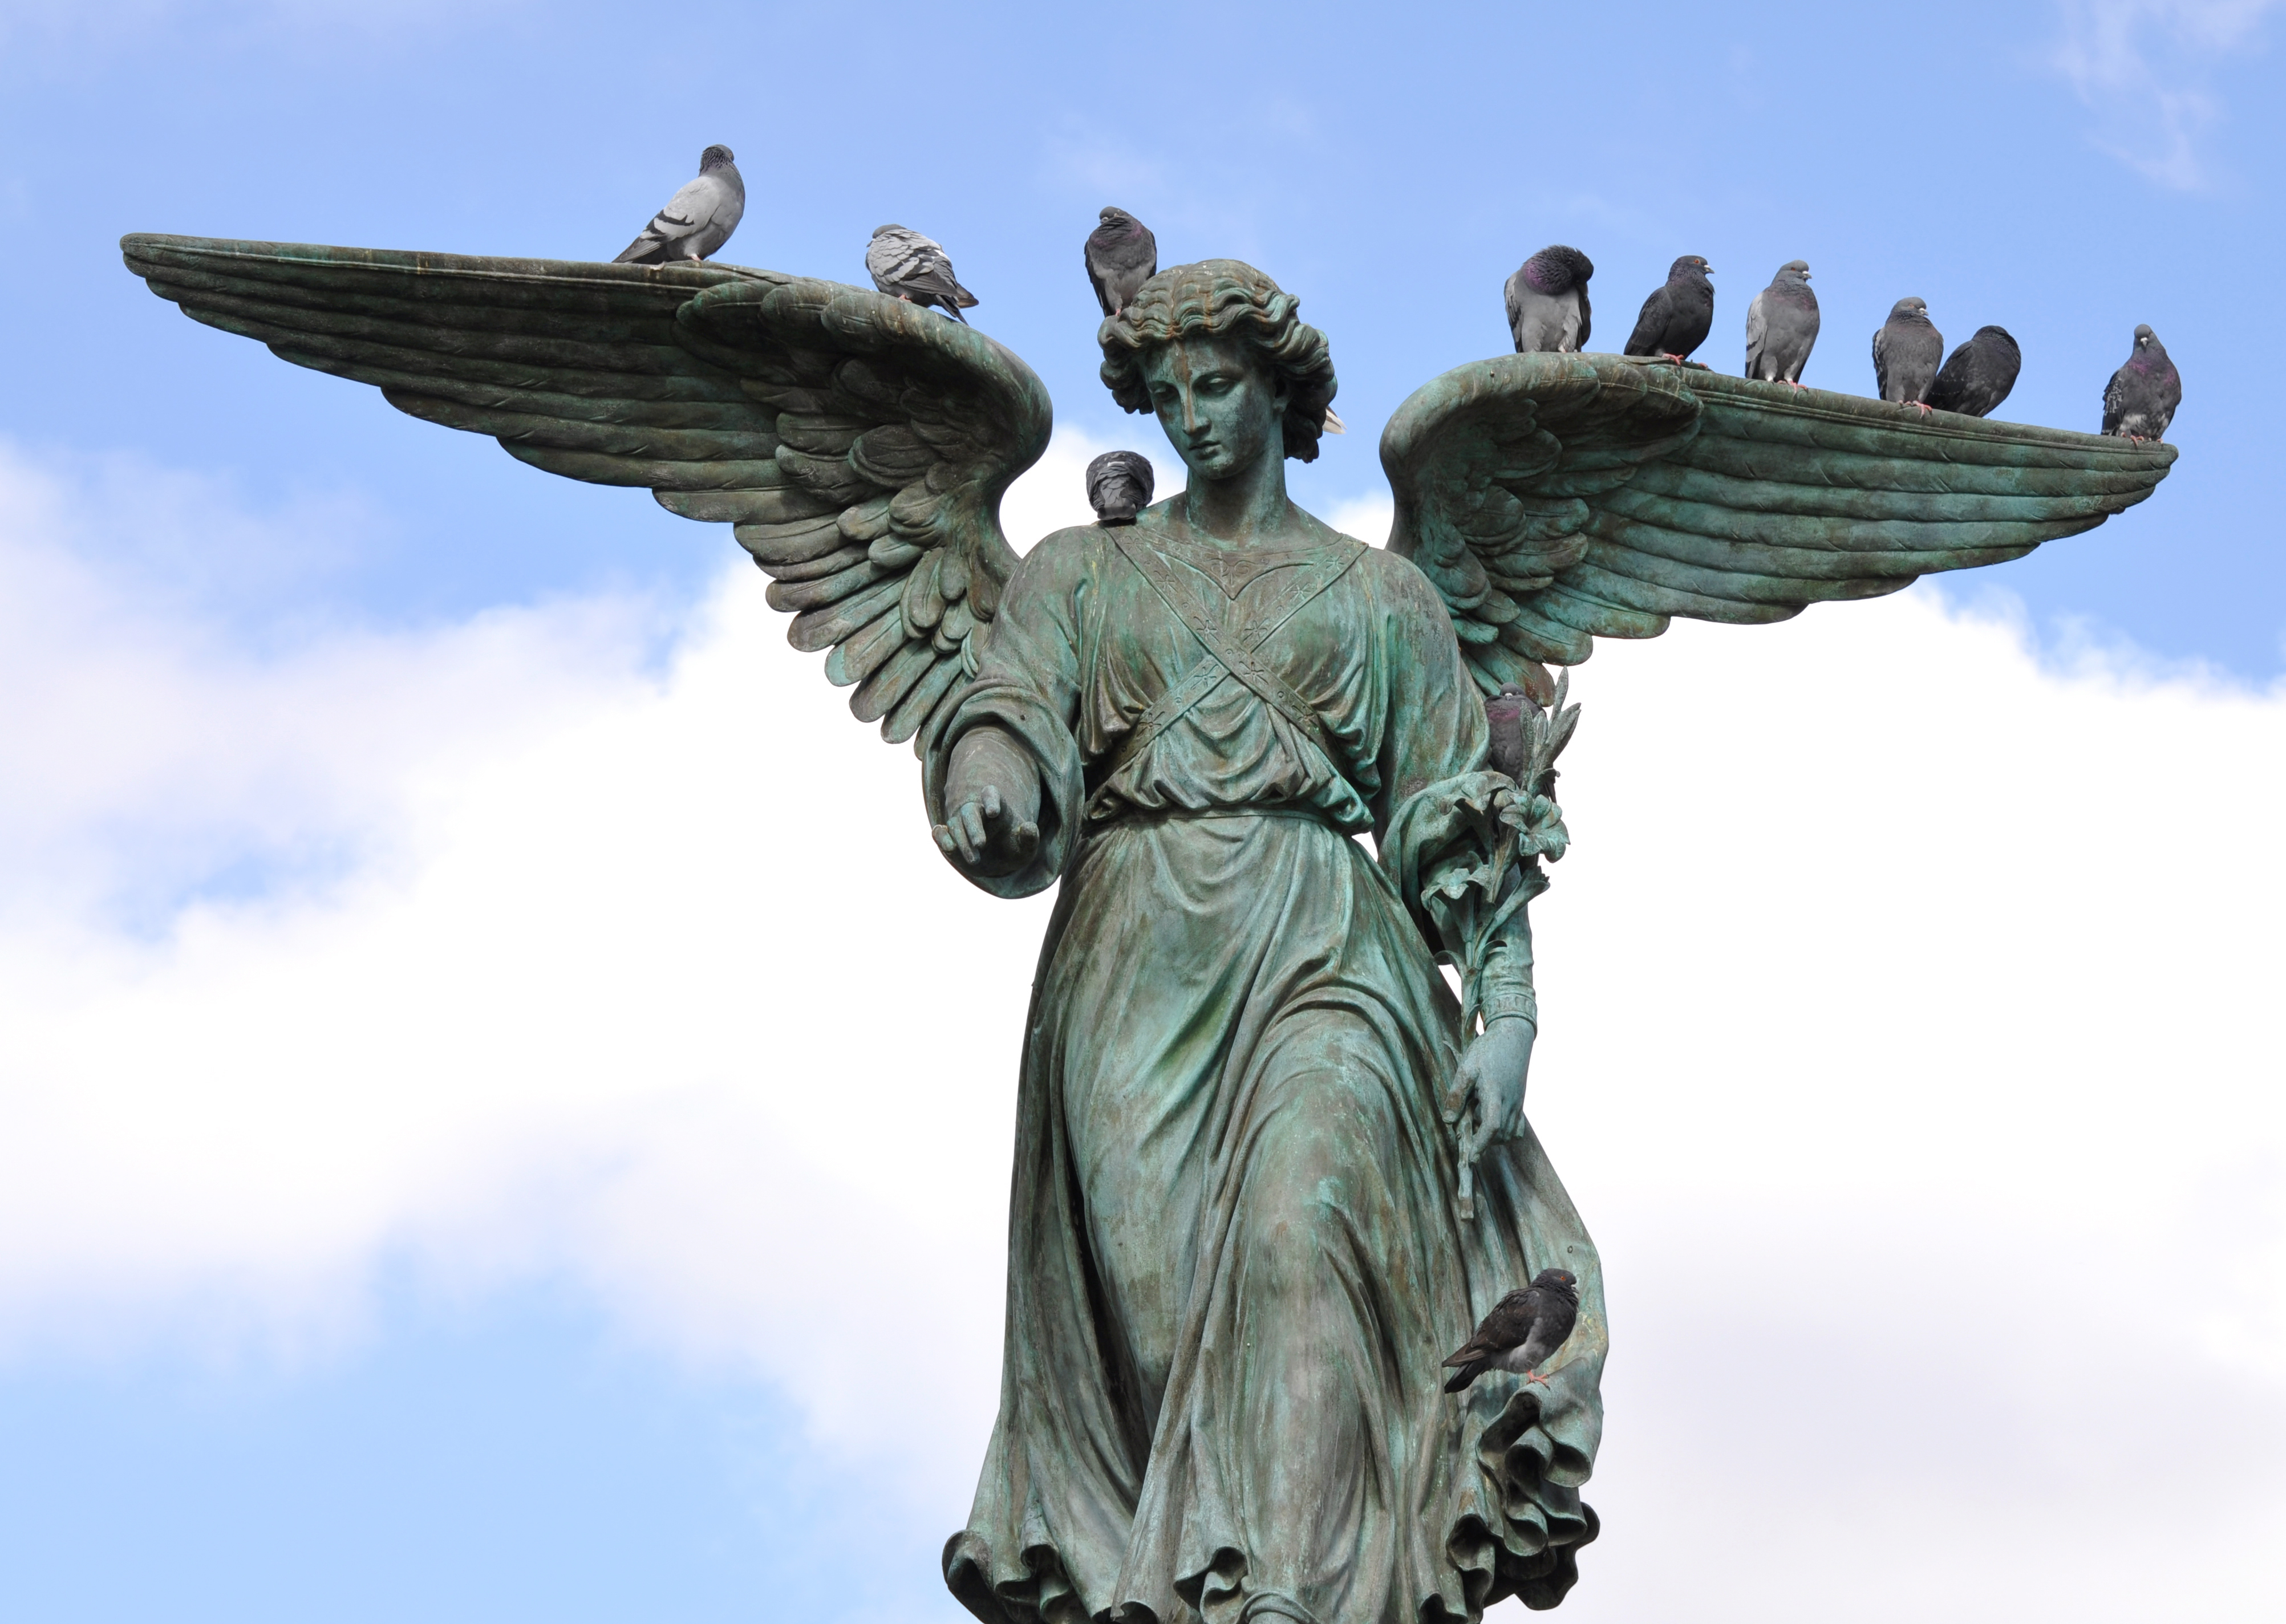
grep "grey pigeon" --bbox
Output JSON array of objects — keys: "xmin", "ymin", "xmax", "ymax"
[
  {"xmin": 2102, "ymin": 324, "xmax": 2181, "ymax": 441},
  {"xmin": 1485, "ymin": 683, "xmax": 1531, "ymax": 779},
  {"xmin": 1744, "ymin": 259, "xmax": 1819, "ymax": 385},
  {"xmin": 1927, "ymin": 325, "xmax": 2022, "ymax": 418},
  {"xmin": 1084, "ymin": 207, "xmax": 1158, "ymax": 318},
  {"xmin": 1442, "ymin": 1268, "xmax": 1580, "ymax": 1392},
  {"xmin": 1087, "ymin": 450, "xmax": 1154, "ymax": 525},
  {"xmin": 1872, "ymin": 297, "xmax": 1944, "ymax": 410},
  {"xmin": 867, "ymin": 225, "xmax": 978, "ymax": 323},
  {"xmin": 614, "ymin": 145, "xmax": 744, "ymax": 265},
  {"xmin": 1505, "ymin": 245, "xmax": 1595, "ymax": 354},
  {"xmin": 1623, "ymin": 256, "xmax": 1716, "ymax": 362}
]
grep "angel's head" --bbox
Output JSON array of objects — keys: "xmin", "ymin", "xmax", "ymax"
[{"xmin": 1098, "ymin": 259, "xmax": 1337, "ymax": 469}]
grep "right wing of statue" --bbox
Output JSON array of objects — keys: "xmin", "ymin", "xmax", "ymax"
[
  {"xmin": 1381, "ymin": 352, "xmax": 2178, "ymax": 702},
  {"xmin": 121, "ymin": 236, "xmax": 1051, "ymax": 751}
]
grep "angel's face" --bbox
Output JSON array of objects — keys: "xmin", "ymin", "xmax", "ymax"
[{"xmin": 1139, "ymin": 334, "xmax": 1287, "ymax": 484}]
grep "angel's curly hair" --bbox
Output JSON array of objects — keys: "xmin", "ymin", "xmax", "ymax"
[{"xmin": 1098, "ymin": 259, "xmax": 1338, "ymax": 464}]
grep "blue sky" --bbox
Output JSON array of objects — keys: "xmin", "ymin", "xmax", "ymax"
[{"xmin": 2, "ymin": 3, "xmax": 2282, "ymax": 1622}]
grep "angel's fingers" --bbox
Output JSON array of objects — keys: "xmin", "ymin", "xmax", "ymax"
[
  {"xmin": 1442, "ymin": 1059, "xmax": 1474, "ymax": 1123},
  {"xmin": 931, "ymin": 823, "xmax": 957, "ymax": 856},
  {"xmin": 981, "ymin": 784, "xmax": 1003, "ymax": 822},
  {"xmin": 1012, "ymin": 821, "xmax": 1040, "ymax": 861},
  {"xmin": 954, "ymin": 804, "xmax": 987, "ymax": 863}
]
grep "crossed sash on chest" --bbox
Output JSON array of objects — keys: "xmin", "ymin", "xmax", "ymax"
[{"xmin": 1087, "ymin": 522, "xmax": 1365, "ymax": 821}]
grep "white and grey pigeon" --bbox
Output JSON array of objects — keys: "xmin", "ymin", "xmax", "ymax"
[
  {"xmin": 867, "ymin": 224, "xmax": 979, "ymax": 322},
  {"xmin": 614, "ymin": 145, "xmax": 744, "ymax": 265},
  {"xmin": 2102, "ymin": 324, "xmax": 2181, "ymax": 442},
  {"xmin": 1872, "ymin": 297, "xmax": 1944, "ymax": 411},
  {"xmin": 1084, "ymin": 206, "xmax": 1158, "ymax": 318},
  {"xmin": 1442, "ymin": 1268, "xmax": 1580, "ymax": 1392},
  {"xmin": 1926, "ymin": 325, "xmax": 2022, "ymax": 418},
  {"xmin": 1744, "ymin": 259, "xmax": 1819, "ymax": 385},
  {"xmin": 1505, "ymin": 245, "xmax": 1595, "ymax": 354}
]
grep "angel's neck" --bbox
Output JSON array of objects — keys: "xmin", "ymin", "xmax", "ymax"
[{"xmin": 1178, "ymin": 460, "xmax": 1290, "ymax": 548}]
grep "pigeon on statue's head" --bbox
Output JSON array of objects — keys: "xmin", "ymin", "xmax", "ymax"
[
  {"xmin": 1086, "ymin": 450, "xmax": 1154, "ymax": 525},
  {"xmin": 1745, "ymin": 259, "xmax": 1819, "ymax": 386},
  {"xmin": 1084, "ymin": 207, "xmax": 1158, "ymax": 318},
  {"xmin": 1442, "ymin": 1268, "xmax": 1581, "ymax": 1392},
  {"xmin": 1623, "ymin": 256, "xmax": 1716, "ymax": 363},
  {"xmin": 1927, "ymin": 325, "xmax": 2022, "ymax": 419},
  {"xmin": 614, "ymin": 145, "xmax": 744, "ymax": 265},
  {"xmin": 867, "ymin": 225, "xmax": 979, "ymax": 322},
  {"xmin": 1505, "ymin": 245, "xmax": 1595, "ymax": 354},
  {"xmin": 2102, "ymin": 324, "xmax": 2181, "ymax": 442},
  {"xmin": 1872, "ymin": 298, "xmax": 1944, "ymax": 412}
]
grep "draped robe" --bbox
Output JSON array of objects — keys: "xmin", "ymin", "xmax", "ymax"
[{"xmin": 925, "ymin": 508, "xmax": 1607, "ymax": 1624}]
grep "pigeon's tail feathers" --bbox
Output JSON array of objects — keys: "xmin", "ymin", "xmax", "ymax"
[
  {"xmin": 952, "ymin": 281, "xmax": 980, "ymax": 309},
  {"xmin": 1442, "ymin": 1360, "xmax": 1488, "ymax": 1394}
]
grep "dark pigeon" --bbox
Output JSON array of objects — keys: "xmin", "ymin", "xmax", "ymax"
[
  {"xmin": 614, "ymin": 145, "xmax": 744, "ymax": 265},
  {"xmin": 866, "ymin": 224, "xmax": 979, "ymax": 322},
  {"xmin": 2102, "ymin": 324, "xmax": 2182, "ymax": 441},
  {"xmin": 1442, "ymin": 1268, "xmax": 1580, "ymax": 1392},
  {"xmin": 1927, "ymin": 325, "xmax": 2022, "ymax": 418},
  {"xmin": 1086, "ymin": 450, "xmax": 1154, "ymax": 525},
  {"xmin": 1623, "ymin": 256, "xmax": 1716, "ymax": 362},
  {"xmin": 1872, "ymin": 297, "xmax": 1944, "ymax": 410},
  {"xmin": 1505, "ymin": 245, "xmax": 1595, "ymax": 354},
  {"xmin": 1084, "ymin": 207, "xmax": 1158, "ymax": 318},
  {"xmin": 1744, "ymin": 259, "xmax": 1819, "ymax": 385},
  {"xmin": 1485, "ymin": 683, "xmax": 1530, "ymax": 779}
]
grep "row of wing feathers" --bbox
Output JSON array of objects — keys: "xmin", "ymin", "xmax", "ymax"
[{"xmin": 121, "ymin": 236, "xmax": 2174, "ymax": 747}]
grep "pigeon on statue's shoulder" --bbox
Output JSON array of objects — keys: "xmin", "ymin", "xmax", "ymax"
[
  {"xmin": 1927, "ymin": 325, "xmax": 2022, "ymax": 418},
  {"xmin": 1084, "ymin": 207, "xmax": 1158, "ymax": 318},
  {"xmin": 1443, "ymin": 1268, "xmax": 1580, "ymax": 1393},
  {"xmin": 2102, "ymin": 324, "xmax": 2181, "ymax": 442},
  {"xmin": 867, "ymin": 224, "xmax": 979, "ymax": 322},
  {"xmin": 1744, "ymin": 259, "xmax": 1819, "ymax": 385},
  {"xmin": 614, "ymin": 145, "xmax": 744, "ymax": 265},
  {"xmin": 1086, "ymin": 450, "xmax": 1154, "ymax": 525},
  {"xmin": 1505, "ymin": 245, "xmax": 1595, "ymax": 354},
  {"xmin": 1872, "ymin": 297, "xmax": 1944, "ymax": 411}
]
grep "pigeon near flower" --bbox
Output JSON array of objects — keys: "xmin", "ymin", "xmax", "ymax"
[
  {"xmin": 1926, "ymin": 325, "xmax": 2022, "ymax": 418},
  {"xmin": 1505, "ymin": 245, "xmax": 1595, "ymax": 354},
  {"xmin": 1744, "ymin": 259, "xmax": 1819, "ymax": 385},
  {"xmin": 1485, "ymin": 683, "xmax": 1531, "ymax": 779},
  {"xmin": 1087, "ymin": 450, "xmax": 1154, "ymax": 525},
  {"xmin": 1623, "ymin": 256, "xmax": 1716, "ymax": 363},
  {"xmin": 1084, "ymin": 207, "xmax": 1158, "ymax": 318},
  {"xmin": 2102, "ymin": 324, "xmax": 2182, "ymax": 442},
  {"xmin": 1872, "ymin": 297, "xmax": 1944, "ymax": 411},
  {"xmin": 1442, "ymin": 1268, "xmax": 1580, "ymax": 1393},
  {"xmin": 867, "ymin": 225, "xmax": 979, "ymax": 322},
  {"xmin": 614, "ymin": 145, "xmax": 744, "ymax": 265}
]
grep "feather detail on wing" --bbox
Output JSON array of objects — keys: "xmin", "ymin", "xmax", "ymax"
[
  {"xmin": 121, "ymin": 235, "xmax": 1050, "ymax": 753},
  {"xmin": 1383, "ymin": 352, "xmax": 2176, "ymax": 696}
]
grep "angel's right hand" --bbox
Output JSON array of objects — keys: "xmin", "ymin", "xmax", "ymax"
[{"xmin": 934, "ymin": 783, "xmax": 1040, "ymax": 876}]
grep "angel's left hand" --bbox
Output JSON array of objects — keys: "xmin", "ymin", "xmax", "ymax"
[{"xmin": 1444, "ymin": 1014, "xmax": 1535, "ymax": 1166}]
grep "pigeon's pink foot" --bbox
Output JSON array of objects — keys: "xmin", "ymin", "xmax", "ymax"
[
  {"xmin": 1523, "ymin": 1369, "xmax": 1554, "ymax": 1387},
  {"xmin": 1661, "ymin": 352, "xmax": 1688, "ymax": 364},
  {"xmin": 1784, "ymin": 379, "xmax": 1807, "ymax": 392}
]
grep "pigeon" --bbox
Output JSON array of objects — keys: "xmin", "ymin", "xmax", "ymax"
[
  {"xmin": 1872, "ymin": 298, "xmax": 1944, "ymax": 411},
  {"xmin": 867, "ymin": 225, "xmax": 979, "ymax": 322},
  {"xmin": 1927, "ymin": 325, "xmax": 2022, "ymax": 419},
  {"xmin": 1084, "ymin": 207, "xmax": 1158, "ymax": 318},
  {"xmin": 1505, "ymin": 245, "xmax": 1595, "ymax": 354},
  {"xmin": 1087, "ymin": 450, "xmax": 1154, "ymax": 525},
  {"xmin": 2102, "ymin": 324, "xmax": 2182, "ymax": 442},
  {"xmin": 614, "ymin": 145, "xmax": 744, "ymax": 265},
  {"xmin": 1485, "ymin": 683, "xmax": 1531, "ymax": 779},
  {"xmin": 1442, "ymin": 1268, "xmax": 1580, "ymax": 1393},
  {"xmin": 1744, "ymin": 259, "xmax": 1819, "ymax": 386},
  {"xmin": 1623, "ymin": 256, "xmax": 1716, "ymax": 363}
]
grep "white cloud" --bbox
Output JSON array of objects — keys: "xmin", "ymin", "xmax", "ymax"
[
  {"xmin": 1, "ymin": 435, "xmax": 2282, "ymax": 1614},
  {"xmin": 2051, "ymin": 0, "xmax": 2280, "ymax": 188}
]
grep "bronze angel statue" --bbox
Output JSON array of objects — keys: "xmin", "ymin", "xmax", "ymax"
[{"xmin": 121, "ymin": 236, "xmax": 2172, "ymax": 1622}]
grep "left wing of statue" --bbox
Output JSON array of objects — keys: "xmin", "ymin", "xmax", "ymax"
[
  {"xmin": 1381, "ymin": 352, "xmax": 2178, "ymax": 701},
  {"xmin": 120, "ymin": 235, "xmax": 1052, "ymax": 750}
]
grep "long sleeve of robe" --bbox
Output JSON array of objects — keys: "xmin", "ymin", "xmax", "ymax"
[{"xmin": 923, "ymin": 513, "xmax": 1606, "ymax": 1624}]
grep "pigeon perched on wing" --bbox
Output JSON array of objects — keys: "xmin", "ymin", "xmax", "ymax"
[
  {"xmin": 614, "ymin": 145, "xmax": 744, "ymax": 265},
  {"xmin": 1442, "ymin": 1268, "xmax": 1580, "ymax": 1393},
  {"xmin": 1087, "ymin": 450, "xmax": 1154, "ymax": 525},
  {"xmin": 1872, "ymin": 298, "xmax": 1944, "ymax": 409},
  {"xmin": 1505, "ymin": 245, "xmax": 1595, "ymax": 354},
  {"xmin": 1744, "ymin": 259, "xmax": 1819, "ymax": 385},
  {"xmin": 2102, "ymin": 324, "xmax": 2181, "ymax": 442},
  {"xmin": 867, "ymin": 224, "xmax": 979, "ymax": 322},
  {"xmin": 1084, "ymin": 207, "xmax": 1158, "ymax": 318},
  {"xmin": 1623, "ymin": 256, "xmax": 1716, "ymax": 362},
  {"xmin": 1927, "ymin": 325, "xmax": 2022, "ymax": 418}
]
